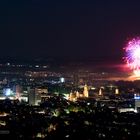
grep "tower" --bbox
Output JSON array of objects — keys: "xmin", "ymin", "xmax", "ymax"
[
  {"xmin": 99, "ymin": 88, "xmax": 102, "ymax": 96},
  {"xmin": 115, "ymin": 88, "xmax": 119, "ymax": 95},
  {"xmin": 83, "ymin": 84, "xmax": 89, "ymax": 97},
  {"xmin": 76, "ymin": 91, "xmax": 80, "ymax": 98}
]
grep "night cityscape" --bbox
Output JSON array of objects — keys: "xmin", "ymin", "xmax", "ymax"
[{"xmin": 1, "ymin": 0, "xmax": 140, "ymax": 139}]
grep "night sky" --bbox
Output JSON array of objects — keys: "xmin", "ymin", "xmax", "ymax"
[{"xmin": 1, "ymin": 0, "xmax": 140, "ymax": 62}]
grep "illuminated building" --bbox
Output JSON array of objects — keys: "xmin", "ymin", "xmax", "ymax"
[
  {"xmin": 28, "ymin": 88, "xmax": 41, "ymax": 106},
  {"xmin": 60, "ymin": 77, "xmax": 65, "ymax": 83},
  {"xmin": 68, "ymin": 85, "xmax": 89, "ymax": 102},
  {"xmin": 28, "ymin": 87, "xmax": 48, "ymax": 105},
  {"xmin": 35, "ymin": 88, "xmax": 48, "ymax": 95},
  {"xmin": 134, "ymin": 94, "xmax": 140, "ymax": 112},
  {"xmin": 99, "ymin": 89, "xmax": 101, "ymax": 96},
  {"xmin": 28, "ymin": 88, "xmax": 35, "ymax": 105},
  {"xmin": 15, "ymin": 85, "xmax": 22, "ymax": 99},
  {"xmin": 115, "ymin": 88, "xmax": 119, "ymax": 95},
  {"xmin": 76, "ymin": 91, "xmax": 80, "ymax": 98},
  {"xmin": 36, "ymin": 87, "xmax": 48, "ymax": 102},
  {"xmin": 69, "ymin": 91, "xmax": 76, "ymax": 101},
  {"xmin": 68, "ymin": 85, "xmax": 89, "ymax": 101},
  {"xmin": 34, "ymin": 88, "xmax": 42, "ymax": 105},
  {"xmin": 69, "ymin": 90, "xmax": 83, "ymax": 101},
  {"xmin": 83, "ymin": 84, "xmax": 89, "ymax": 97},
  {"xmin": 15, "ymin": 85, "xmax": 28, "ymax": 102}
]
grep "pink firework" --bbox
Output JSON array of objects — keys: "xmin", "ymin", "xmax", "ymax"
[{"xmin": 124, "ymin": 37, "xmax": 140, "ymax": 72}]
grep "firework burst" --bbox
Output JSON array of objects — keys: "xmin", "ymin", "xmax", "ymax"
[{"xmin": 124, "ymin": 37, "xmax": 140, "ymax": 77}]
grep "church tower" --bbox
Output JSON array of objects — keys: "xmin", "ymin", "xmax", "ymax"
[
  {"xmin": 83, "ymin": 84, "xmax": 89, "ymax": 97},
  {"xmin": 115, "ymin": 88, "xmax": 119, "ymax": 95}
]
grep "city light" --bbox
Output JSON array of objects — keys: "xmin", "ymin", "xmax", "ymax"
[
  {"xmin": 3, "ymin": 88, "xmax": 13, "ymax": 96},
  {"xmin": 60, "ymin": 77, "xmax": 65, "ymax": 83}
]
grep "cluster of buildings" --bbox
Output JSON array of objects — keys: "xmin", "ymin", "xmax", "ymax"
[
  {"xmin": 68, "ymin": 84, "xmax": 120, "ymax": 101},
  {"xmin": 1, "ymin": 61, "xmax": 140, "ymax": 112},
  {"xmin": 68, "ymin": 84, "xmax": 89, "ymax": 101},
  {"xmin": 0, "ymin": 85, "xmax": 48, "ymax": 106}
]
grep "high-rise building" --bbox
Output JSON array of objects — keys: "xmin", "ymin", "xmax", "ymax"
[
  {"xmin": 134, "ymin": 94, "xmax": 140, "ymax": 112},
  {"xmin": 28, "ymin": 87, "xmax": 35, "ymax": 106},
  {"xmin": 28, "ymin": 88, "xmax": 40, "ymax": 106}
]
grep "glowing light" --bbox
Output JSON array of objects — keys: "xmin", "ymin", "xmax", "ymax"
[
  {"xmin": 60, "ymin": 77, "xmax": 65, "ymax": 83},
  {"xmin": 133, "ymin": 70, "xmax": 140, "ymax": 77},
  {"xmin": 3, "ymin": 88, "xmax": 11, "ymax": 96},
  {"xmin": 134, "ymin": 94, "xmax": 140, "ymax": 100},
  {"xmin": 124, "ymin": 37, "xmax": 140, "ymax": 77}
]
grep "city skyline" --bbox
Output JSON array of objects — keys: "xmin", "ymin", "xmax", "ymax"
[{"xmin": 1, "ymin": 1, "xmax": 140, "ymax": 139}]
